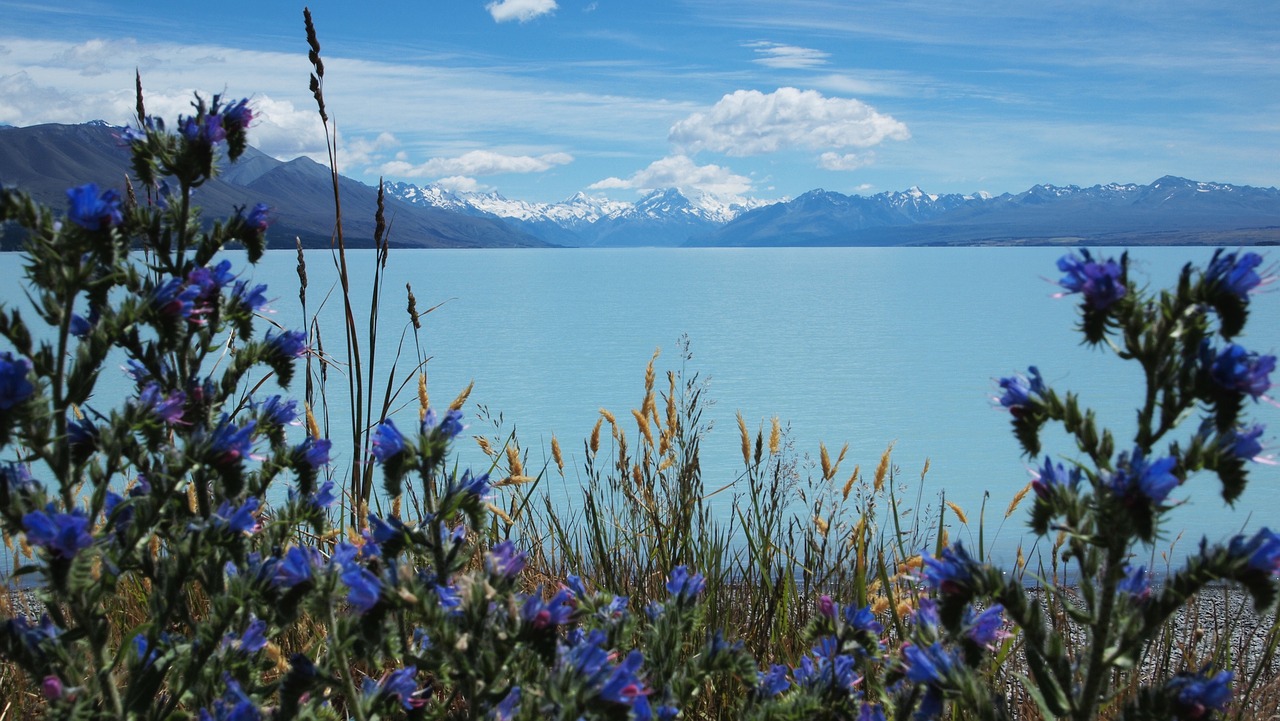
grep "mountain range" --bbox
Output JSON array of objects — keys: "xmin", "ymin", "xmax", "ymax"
[{"xmin": 4, "ymin": 122, "xmax": 1280, "ymax": 249}]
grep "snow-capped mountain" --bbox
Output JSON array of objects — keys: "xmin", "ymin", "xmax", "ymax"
[{"xmin": 385, "ymin": 182, "xmax": 768, "ymax": 246}]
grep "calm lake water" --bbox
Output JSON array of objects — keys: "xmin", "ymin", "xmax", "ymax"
[{"xmin": 4, "ymin": 246, "xmax": 1278, "ymax": 570}]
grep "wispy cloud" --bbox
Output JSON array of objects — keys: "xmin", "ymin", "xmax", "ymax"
[
  {"xmin": 818, "ymin": 152, "xmax": 871, "ymax": 171},
  {"xmin": 589, "ymin": 154, "xmax": 754, "ymax": 199},
  {"xmin": 486, "ymin": 0, "xmax": 558, "ymax": 23},
  {"xmin": 746, "ymin": 41, "xmax": 829, "ymax": 69},
  {"xmin": 669, "ymin": 87, "xmax": 909, "ymax": 157},
  {"xmin": 380, "ymin": 150, "xmax": 573, "ymax": 179}
]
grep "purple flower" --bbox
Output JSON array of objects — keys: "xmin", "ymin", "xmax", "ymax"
[
  {"xmin": 1228, "ymin": 528, "xmax": 1280, "ymax": 574},
  {"xmin": 368, "ymin": 514, "xmax": 405, "ymax": 545},
  {"xmin": 231, "ymin": 280, "xmax": 269, "ymax": 313},
  {"xmin": 665, "ymin": 566, "xmax": 706, "ymax": 602},
  {"xmin": 757, "ymin": 664, "xmax": 791, "ymax": 697},
  {"xmin": 22, "ymin": 506, "xmax": 93, "ymax": 559},
  {"xmin": 65, "ymin": 183, "xmax": 123, "ymax": 231},
  {"xmin": 1109, "ymin": 450, "xmax": 1180, "ymax": 507},
  {"xmin": 487, "ymin": 540, "xmax": 527, "ymax": 579},
  {"xmin": 1210, "ymin": 343, "xmax": 1276, "ymax": 399},
  {"xmin": 367, "ymin": 666, "xmax": 427, "ymax": 710},
  {"xmin": 450, "ymin": 469, "xmax": 489, "ymax": 498},
  {"xmin": 1167, "ymin": 669, "xmax": 1232, "ymax": 720},
  {"xmin": 151, "ymin": 278, "xmax": 200, "ymax": 320},
  {"xmin": 295, "ymin": 437, "xmax": 333, "ymax": 470},
  {"xmin": 370, "ymin": 419, "xmax": 407, "ymax": 463},
  {"xmin": 69, "ymin": 312, "xmax": 93, "ymax": 338},
  {"xmin": 795, "ymin": 640, "xmax": 861, "ymax": 694},
  {"xmin": 273, "ymin": 546, "xmax": 316, "ymax": 588},
  {"xmin": 1118, "ymin": 564, "xmax": 1151, "ymax": 602},
  {"xmin": 844, "ymin": 603, "xmax": 884, "ymax": 635},
  {"xmin": 435, "ymin": 584, "xmax": 462, "ymax": 610},
  {"xmin": 180, "ymin": 113, "xmax": 226, "ymax": 146},
  {"xmin": 997, "ymin": 366, "xmax": 1045, "ymax": 415},
  {"xmin": 186, "ymin": 260, "xmax": 236, "ymax": 302},
  {"xmin": 40, "ymin": 675, "xmax": 63, "ymax": 701},
  {"xmin": 222, "ymin": 99, "xmax": 253, "ymax": 132},
  {"xmin": 521, "ymin": 588, "xmax": 576, "ymax": 629},
  {"xmin": 1221, "ymin": 424, "xmax": 1266, "ymax": 461},
  {"xmin": 858, "ymin": 703, "xmax": 887, "ymax": 721},
  {"xmin": 265, "ymin": 330, "xmax": 307, "ymax": 360},
  {"xmin": 213, "ymin": 497, "xmax": 260, "ymax": 535},
  {"xmin": 209, "ymin": 416, "xmax": 256, "ymax": 468},
  {"xmin": 244, "ymin": 203, "xmax": 269, "ymax": 233},
  {"xmin": 1, "ymin": 463, "xmax": 38, "ymax": 495},
  {"xmin": 223, "ymin": 617, "xmax": 268, "ymax": 654},
  {"xmin": 1031, "ymin": 456, "xmax": 1082, "ymax": 499},
  {"xmin": 136, "ymin": 383, "xmax": 186, "ymax": 424},
  {"xmin": 817, "ymin": 594, "xmax": 836, "ymax": 618},
  {"xmin": 255, "ymin": 395, "xmax": 298, "ymax": 427},
  {"xmin": 963, "ymin": 604, "xmax": 1008, "ymax": 648},
  {"xmin": 423, "ymin": 407, "xmax": 467, "ymax": 438},
  {"xmin": 913, "ymin": 598, "xmax": 942, "ymax": 633},
  {"xmin": 1206, "ymin": 250, "xmax": 1268, "ymax": 300},
  {"xmin": 0, "ymin": 352, "xmax": 34, "ymax": 410},
  {"xmin": 200, "ymin": 675, "xmax": 260, "ymax": 721},
  {"xmin": 1057, "ymin": 250, "xmax": 1127, "ymax": 311},
  {"xmin": 310, "ymin": 480, "xmax": 337, "ymax": 509},
  {"xmin": 492, "ymin": 687, "xmax": 521, "ymax": 721},
  {"xmin": 599, "ymin": 649, "xmax": 651, "ymax": 710},
  {"xmin": 903, "ymin": 641, "xmax": 959, "ymax": 686},
  {"xmin": 922, "ymin": 542, "xmax": 981, "ymax": 596},
  {"xmin": 341, "ymin": 566, "xmax": 382, "ymax": 613}
]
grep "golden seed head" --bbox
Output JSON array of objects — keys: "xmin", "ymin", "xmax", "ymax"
[
  {"xmin": 946, "ymin": 500, "xmax": 969, "ymax": 525},
  {"xmin": 874, "ymin": 441, "xmax": 895, "ymax": 492},
  {"xmin": 476, "ymin": 436, "xmax": 496, "ymax": 457},
  {"xmin": 590, "ymin": 418, "xmax": 602, "ymax": 454},
  {"xmin": 737, "ymin": 412, "xmax": 751, "ymax": 467},
  {"xmin": 449, "ymin": 380, "xmax": 474, "ymax": 412},
  {"xmin": 769, "ymin": 416, "xmax": 781, "ymax": 455},
  {"xmin": 871, "ymin": 596, "xmax": 890, "ymax": 615},
  {"xmin": 820, "ymin": 442, "xmax": 833, "ymax": 480},
  {"xmin": 814, "ymin": 515, "xmax": 829, "ymax": 535},
  {"xmin": 506, "ymin": 444, "xmax": 523, "ymax": 477},
  {"xmin": 600, "ymin": 407, "xmax": 617, "ymax": 426},
  {"xmin": 632, "ymin": 408, "xmax": 654, "ymax": 447},
  {"xmin": 1006, "ymin": 482, "xmax": 1032, "ymax": 519},
  {"xmin": 551, "ymin": 435, "xmax": 564, "ymax": 473},
  {"xmin": 841, "ymin": 464, "xmax": 860, "ymax": 501},
  {"xmin": 305, "ymin": 402, "xmax": 320, "ymax": 438}
]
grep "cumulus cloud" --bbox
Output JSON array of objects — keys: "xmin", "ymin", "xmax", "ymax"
[
  {"xmin": 747, "ymin": 42, "xmax": 830, "ymax": 69},
  {"xmin": 669, "ymin": 87, "xmax": 909, "ymax": 157},
  {"xmin": 589, "ymin": 155, "xmax": 754, "ymax": 199},
  {"xmin": 434, "ymin": 176, "xmax": 486, "ymax": 193},
  {"xmin": 487, "ymin": 0, "xmax": 557, "ymax": 23},
  {"xmin": 379, "ymin": 149, "xmax": 573, "ymax": 179},
  {"xmin": 818, "ymin": 151, "xmax": 871, "ymax": 171}
]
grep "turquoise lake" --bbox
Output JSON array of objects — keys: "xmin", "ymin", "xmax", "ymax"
[{"xmin": 4, "ymin": 246, "xmax": 1278, "ymax": 571}]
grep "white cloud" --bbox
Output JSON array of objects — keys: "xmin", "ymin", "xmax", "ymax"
[
  {"xmin": 434, "ymin": 176, "xmax": 486, "ymax": 193},
  {"xmin": 379, "ymin": 149, "xmax": 573, "ymax": 178},
  {"xmin": 487, "ymin": 0, "xmax": 557, "ymax": 23},
  {"xmin": 669, "ymin": 87, "xmax": 910, "ymax": 157},
  {"xmin": 746, "ymin": 41, "xmax": 830, "ymax": 69},
  {"xmin": 589, "ymin": 154, "xmax": 754, "ymax": 199},
  {"xmin": 818, "ymin": 151, "xmax": 871, "ymax": 171}
]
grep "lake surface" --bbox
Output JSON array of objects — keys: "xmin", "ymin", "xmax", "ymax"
[{"xmin": 4, "ymin": 246, "xmax": 1278, "ymax": 570}]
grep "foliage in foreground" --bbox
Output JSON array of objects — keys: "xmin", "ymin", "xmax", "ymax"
[{"xmin": 0, "ymin": 12, "xmax": 1278, "ymax": 720}]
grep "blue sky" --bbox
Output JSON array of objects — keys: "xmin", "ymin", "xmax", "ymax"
[{"xmin": 1, "ymin": 0, "xmax": 1277, "ymax": 204}]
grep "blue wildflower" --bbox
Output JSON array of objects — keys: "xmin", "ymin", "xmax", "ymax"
[
  {"xmin": 0, "ymin": 352, "xmax": 34, "ymax": 410},
  {"xmin": 997, "ymin": 366, "xmax": 1045, "ymax": 415},
  {"xmin": 858, "ymin": 703, "xmax": 887, "ymax": 721},
  {"xmin": 265, "ymin": 330, "xmax": 307, "ymax": 359},
  {"xmin": 180, "ymin": 113, "xmax": 226, "ymax": 146},
  {"xmin": 255, "ymin": 395, "xmax": 298, "ymax": 427},
  {"xmin": 922, "ymin": 542, "xmax": 981, "ymax": 596},
  {"xmin": 450, "ymin": 469, "xmax": 489, "ymax": 498},
  {"xmin": 1056, "ymin": 250, "xmax": 1127, "ymax": 310},
  {"xmin": 231, "ymin": 280, "xmax": 269, "ymax": 313},
  {"xmin": 368, "ymin": 666, "xmax": 426, "ymax": 710},
  {"xmin": 1210, "ymin": 344, "xmax": 1276, "ymax": 399},
  {"xmin": 665, "ymin": 566, "xmax": 706, "ymax": 602},
  {"xmin": 341, "ymin": 566, "xmax": 382, "ymax": 613},
  {"xmin": 370, "ymin": 419, "xmax": 407, "ymax": 463},
  {"xmin": 1228, "ymin": 528, "xmax": 1280, "ymax": 574},
  {"xmin": 522, "ymin": 587, "xmax": 576, "ymax": 629},
  {"xmin": 1206, "ymin": 250, "xmax": 1268, "ymax": 300},
  {"xmin": 213, "ymin": 497, "xmax": 260, "ymax": 535},
  {"xmin": 487, "ymin": 540, "xmax": 527, "ymax": 579},
  {"xmin": 963, "ymin": 604, "xmax": 1008, "ymax": 648},
  {"xmin": 209, "ymin": 416, "xmax": 255, "ymax": 468},
  {"xmin": 223, "ymin": 617, "xmax": 268, "ymax": 654},
  {"xmin": 1, "ymin": 463, "xmax": 38, "ymax": 496},
  {"xmin": 223, "ymin": 99, "xmax": 253, "ymax": 132},
  {"xmin": 599, "ymin": 649, "xmax": 651, "ymax": 713},
  {"xmin": 913, "ymin": 598, "xmax": 942, "ymax": 634},
  {"xmin": 793, "ymin": 644, "xmax": 860, "ymax": 695},
  {"xmin": 1167, "ymin": 669, "xmax": 1232, "ymax": 720},
  {"xmin": 198, "ymin": 674, "xmax": 260, "ymax": 721},
  {"xmin": 565, "ymin": 574, "xmax": 591, "ymax": 599},
  {"xmin": 1221, "ymin": 424, "xmax": 1266, "ymax": 461},
  {"xmin": 903, "ymin": 641, "xmax": 960, "ymax": 686},
  {"xmin": 22, "ymin": 506, "xmax": 93, "ymax": 559},
  {"xmin": 1109, "ymin": 450, "xmax": 1180, "ymax": 507},
  {"xmin": 309, "ymin": 480, "xmax": 337, "ymax": 509},
  {"xmin": 151, "ymin": 278, "xmax": 201, "ymax": 320},
  {"xmin": 1118, "ymin": 565, "xmax": 1151, "ymax": 602},
  {"xmin": 435, "ymin": 584, "xmax": 462, "ymax": 610},
  {"xmin": 65, "ymin": 183, "xmax": 123, "ymax": 231},
  {"xmin": 1032, "ymin": 456, "xmax": 1082, "ymax": 499},
  {"xmin": 294, "ymin": 437, "xmax": 333, "ymax": 471},
  {"xmin": 273, "ymin": 547, "xmax": 315, "ymax": 589},
  {"xmin": 136, "ymin": 383, "xmax": 186, "ymax": 424},
  {"xmin": 368, "ymin": 514, "xmax": 405, "ymax": 546},
  {"xmin": 69, "ymin": 311, "xmax": 94, "ymax": 338},
  {"xmin": 186, "ymin": 260, "xmax": 236, "ymax": 303},
  {"xmin": 757, "ymin": 664, "xmax": 791, "ymax": 697},
  {"xmin": 844, "ymin": 603, "xmax": 884, "ymax": 635},
  {"xmin": 67, "ymin": 415, "xmax": 99, "ymax": 456},
  {"xmin": 491, "ymin": 687, "xmax": 521, "ymax": 721}
]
